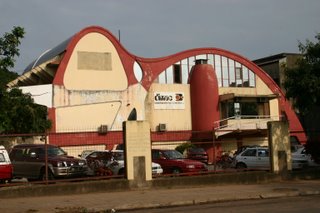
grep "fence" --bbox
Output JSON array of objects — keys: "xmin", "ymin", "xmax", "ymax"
[{"xmin": 0, "ymin": 126, "xmax": 315, "ymax": 187}]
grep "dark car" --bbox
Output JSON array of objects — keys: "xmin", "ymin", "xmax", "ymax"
[
  {"xmin": 152, "ymin": 149, "xmax": 207, "ymax": 174},
  {"xmin": 9, "ymin": 144, "xmax": 87, "ymax": 180},
  {"xmin": 184, "ymin": 147, "xmax": 208, "ymax": 164},
  {"xmin": 84, "ymin": 150, "xmax": 124, "ymax": 176}
]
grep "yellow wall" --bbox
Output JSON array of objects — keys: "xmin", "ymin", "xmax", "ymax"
[
  {"xmin": 147, "ymin": 83, "xmax": 192, "ymax": 131},
  {"xmin": 63, "ymin": 32, "xmax": 128, "ymax": 91},
  {"xmin": 56, "ymin": 102, "xmax": 121, "ymax": 132},
  {"xmin": 54, "ymin": 84, "xmax": 148, "ymax": 132}
]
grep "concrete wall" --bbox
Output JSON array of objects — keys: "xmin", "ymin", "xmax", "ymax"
[
  {"xmin": 124, "ymin": 121, "xmax": 152, "ymax": 184},
  {"xmin": 268, "ymin": 121, "xmax": 292, "ymax": 173}
]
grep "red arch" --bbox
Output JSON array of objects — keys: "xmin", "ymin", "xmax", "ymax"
[
  {"xmin": 52, "ymin": 26, "xmax": 306, "ymax": 143},
  {"xmin": 53, "ymin": 26, "xmax": 138, "ymax": 87}
]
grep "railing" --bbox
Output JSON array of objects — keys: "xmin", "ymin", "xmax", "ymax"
[{"xmin": 214, "ymin": 115, "xmax": 281, "ymax": 137}]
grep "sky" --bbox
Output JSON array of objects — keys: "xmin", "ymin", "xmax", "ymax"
[{"xmin": 1, "ymin": 0, "xmax": 320, "ymax": 74}]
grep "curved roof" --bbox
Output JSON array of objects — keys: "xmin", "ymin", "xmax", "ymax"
[
  {"xmin": 23, "ymin": 37, "xmax": 72, "ymax": 73},
  {"xmin": 7, "ymin": 26, "xmax": 306, "ymax": 143}
]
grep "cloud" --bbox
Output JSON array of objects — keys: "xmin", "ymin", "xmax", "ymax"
[{"xmin": 1, "ymin": 0, "xmax": 319, "ymax": 74}]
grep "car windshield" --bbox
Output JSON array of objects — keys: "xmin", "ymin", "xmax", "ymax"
[
  {"xmin": 163, "ymin": 150, "xmax": 184, "ymax": 159},
  {"xmin": 47, "ymin": 146, "xmax": 67, "ymax": 156},
  {"xmin": 112, "ymin": 151, "xmax": 124, "ymax": 161}
]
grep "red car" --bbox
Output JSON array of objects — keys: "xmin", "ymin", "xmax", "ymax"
[
  {"xmin": 185, "ymin": 147, "xmax": 208, "ymax": 164},
  {"xmin": 152, "ymin": 149, "xmax": 207, "ymax": 174},
  {"xmin": 0, "ymin": 145, "xmax": 12, "ymax": 183}
]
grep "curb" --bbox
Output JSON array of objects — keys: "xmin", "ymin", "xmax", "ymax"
[{"xmin": 108, "ymin": 190, "xmax": 320, "ymax": 212}]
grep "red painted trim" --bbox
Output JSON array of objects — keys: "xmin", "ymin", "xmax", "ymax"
[
  {"xmin": 47, "ymin": 108, "xmax": 56, "ymax": 133},
  {"xmin": 48, "ymin": 131, "xmax": 123, "ymax": 150},
  {"xmin": 53, "ymin": 26, "xmax": 137, "ymax": 87},
  {"xmin": 136, "ymin": 47, "xmax": 306, "ymax": 143},
  {"xmin": 151, "ymin": 130, "xmax": 192, "ymax": 142},
  {"xmin": 49, "ymin": 26, "xmax": 306, "ymax": 143}
]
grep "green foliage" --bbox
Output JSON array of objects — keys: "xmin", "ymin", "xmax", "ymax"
[
  {"xmin": 284, "ymin": 33, "xmax": 320, "ymax": 115},
  {"xmin": 175, "ymin": 142, "xmax": 196, "ymax": 154},
  {"xmin": 0, "ymin": 88, "xmax": 51, "ymax": 134},
  {"xmin": 0, "ymin": 26, "xmax": 25, "ymax": 89},
  {"xmin": 0, "ymin": 26, "xmax": 51, "ymax": 134}
]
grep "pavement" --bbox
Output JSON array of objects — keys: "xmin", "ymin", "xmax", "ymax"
[{"xmin": 0, "ymin": 179, "xmax": 320, "ymax": 213}]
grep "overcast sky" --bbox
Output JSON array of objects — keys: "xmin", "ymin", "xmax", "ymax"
[{"xmin": 1, "ymin": 0, "xmax": 319, "ymax": 74}]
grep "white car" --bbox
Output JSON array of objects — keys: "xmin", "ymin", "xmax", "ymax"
[
  {"xmin": 292, "ymin": 147, "xmax": 318, "ymax": 168},
  {"xmin": 83, "ymin": 150, "xmax": 163, "ymax": 176},
  {"xmin": 233, "ymin": 146, "xmax": 309, "ymax": 170}
]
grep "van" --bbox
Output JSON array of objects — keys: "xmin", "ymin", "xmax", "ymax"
[{"xmin": 0, "ymin": 145, "xmax": 12, "ymax": 183}]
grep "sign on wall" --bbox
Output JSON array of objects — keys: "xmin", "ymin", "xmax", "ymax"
[{"xmin": 154, "ymin": 92, "xmax": 185, "ymax": 109}]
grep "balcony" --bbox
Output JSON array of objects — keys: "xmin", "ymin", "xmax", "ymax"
[{"xmin": 214, "ymin": 115, "xmax": 280, "ymax": 138}]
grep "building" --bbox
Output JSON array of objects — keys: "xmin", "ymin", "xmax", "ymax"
[
  {"xmin": 7, "ymin": 26, "xmax": 307, "ymax": 162},
  {"xmin": 254, "ymin": 53, "xmax": 319, "ymax": 143}
]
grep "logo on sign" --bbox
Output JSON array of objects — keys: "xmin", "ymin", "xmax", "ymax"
[{"xmin": 154, "ymin": 92, "xmax": 185, "ymax": 109}]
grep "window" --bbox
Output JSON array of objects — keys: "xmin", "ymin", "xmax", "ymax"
[
  {"xmin": 224, "ymin": 102, "xmax": 258, "ymax": 118},
  {"xmin": 234, "ymin": 102, "xmax": 241, "ymax": 116},
  {"xmin": 258, "ymin": 149, "xmax": 269, "ymax": 157},
  {"xmin": 242, "ymin": 149, "xmax": 257, "ymax": 157},
  {"xmin": 241, "ymin": 102, "xmax": 258, "ymax": 116},
  {"xmin": 0, "ymin": 153, "xmax": 4, "ymax": 162},
  {"xmin": 222, "ymin": 57, "xmax": 229, "ymax": 87},
  {"xmin": 229, "ymin": 59, "xmax": 236, "ymax": 87},
  {"xmin": 173, "ymin": 64, "xmax": 182, "ymax": 84},
  {"xmin": 235, "ymin": 67, "xmax": 242, "ymax": 86}
]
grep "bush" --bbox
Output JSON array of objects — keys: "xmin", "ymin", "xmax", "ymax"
[{"xmin": 175, "ymin": 142, "xmax": 196, "ymax": 154}]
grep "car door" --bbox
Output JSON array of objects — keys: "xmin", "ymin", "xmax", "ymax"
[
  {"xmin": 152, "ymin": 150, "xmax": 170, "ymax": 173},
  {"xmin": 239, "ymin": 148, "xmax": 258, "ymax": 168},
  {"xmin": 256, "ymin": 148, "xmax": 270, "ymax": 169},
  {"xmin": 21, "ymin": 147, "xmax": 44, "ymax": 179}
]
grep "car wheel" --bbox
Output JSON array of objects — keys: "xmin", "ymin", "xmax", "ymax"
[
  {"xmin": 236, "ymin": 162, "xmax": 247, "ymax": 170},
  {"xmin": 172, "ymin": 168, "xmax": 182, "ymax": 174},
  {"xmin": 39, "ymin": 168, "xmax": 55, "ymax": 181},
  {"xmin": 118, "ymin": 168, "xmax": 125, "ymax": 175}
]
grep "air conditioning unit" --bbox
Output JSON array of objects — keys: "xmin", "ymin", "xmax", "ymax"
[
  {"xmin": 158, "ymin": 123, "xmax": 167, "ymax": 132},
  {"xmin": 98, "ymin": 125, "xmax": 108, "ymax": 134}
]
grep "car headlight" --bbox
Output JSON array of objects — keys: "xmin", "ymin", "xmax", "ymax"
[
  {"xmin": 57, "ymin": 162, "xmax": 64, "ymax": 167},
  {"xmin": 186, "ymin": 165, "xmax": 195, "ymax": 169},
  {"xmin": 79, "ymin": 161, "xmax": 86, "ymax": 166}
]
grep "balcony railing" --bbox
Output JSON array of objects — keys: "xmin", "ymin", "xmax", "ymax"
[{"xmin": 214, "ymin": 115, "xmax": 281, "ymax": 138}]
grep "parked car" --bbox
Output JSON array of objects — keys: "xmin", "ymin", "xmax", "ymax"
[
  {"xmin": 152, "ymin": 149, "xmax": 207, "ymax": 174},
  {"xmin": 84, "ymin": 150, "xmax": 163, "ymax": 176},
  {"xmin": 233, "ymin": 147, "xmax": 270, "ymax": 170},
  {"xmin": 184, "ymin": 147, "xmax": 208, "ymax": 164},
  {"xmin": 233, "ymin": 146, "xmax": 309, "ymax": 170},
  {"xmin": 9, "ymin": 144, "xmax": 88, "ymax": 180},
  {"xmin": 292, "ymin": 147, "xmax": 318, "ymax": 168},
  {"xmin": 0, "ymin": 145, "xmax": 12, "ymax": 183}
]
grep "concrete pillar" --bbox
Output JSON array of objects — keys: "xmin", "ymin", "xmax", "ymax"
[
  {"xmin": 123, "ymin": 121, "xmax": 152, "ymax": 187},
  {"xmin": 268, "ymin": 121, "xmax": 292, "ymax": 174}
]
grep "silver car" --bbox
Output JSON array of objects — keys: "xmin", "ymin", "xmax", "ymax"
[
  {"xmin": 234, "ymin": 146, "xmax": 308, "ymax": 170},
  {"xmin": 234, "ymin": 147, "xmax": 270, "ymax": 170}
]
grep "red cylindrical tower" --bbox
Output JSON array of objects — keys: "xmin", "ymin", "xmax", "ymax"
[{"xmin": 189, "ymin": 59, "xmax": 220, "ymax": 132}]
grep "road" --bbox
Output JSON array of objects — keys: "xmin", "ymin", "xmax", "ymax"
[{"xmin": 122, "ymin": 195, "xmax": 320, "ymax": 213}]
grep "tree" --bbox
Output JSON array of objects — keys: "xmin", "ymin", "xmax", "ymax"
[
  {"xmin": 283, "ymin": 33, "xmax": 320, "ymax": 115},
  {"xmin": 0, "ymin": 26, "xmax": 25, "ymax": 89},
  {"xmin": 0, "ymin": 27, "xmax": 51, "ymax": 134},
  {"xmin": 0, "ymin": 88, "xmax": 51, "ymax": 134}
]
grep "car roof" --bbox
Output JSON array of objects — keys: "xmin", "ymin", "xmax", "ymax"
[{"xmin": 13, "ymin": 144, "xmax": 57, "ymax": 148}]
